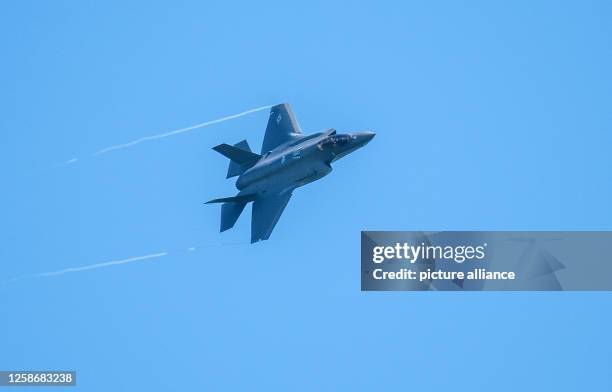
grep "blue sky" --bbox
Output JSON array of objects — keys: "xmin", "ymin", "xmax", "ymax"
[{"xmin": 1, "ymin": 0, "xmax": 611, "ymax": 390}]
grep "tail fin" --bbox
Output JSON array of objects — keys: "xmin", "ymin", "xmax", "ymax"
[
  {"xmin": 213, "ymin": 140, "xmax": 260, "ymax": 178},
  {"xmin": 220, "ymin": 202, "xmax": 246, "ymax": 232},
  {"xmin": 206, "ymin": 193, "xmax": 256, "ymax": 232}
]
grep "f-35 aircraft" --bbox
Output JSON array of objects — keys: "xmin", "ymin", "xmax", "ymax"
[{"xmin": 206, "ymin": 103, "xmax": 375, "ymax": 243}]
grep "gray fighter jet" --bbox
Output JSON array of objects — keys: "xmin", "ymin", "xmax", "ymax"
[{"xmin": 206, "ymin": 103, "xmax": 375, "ymax": 243}]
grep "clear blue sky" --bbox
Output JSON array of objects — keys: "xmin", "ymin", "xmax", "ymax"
[{"xmin": 1, "ymin": 0, "xmax": 611, "ymax": 390}]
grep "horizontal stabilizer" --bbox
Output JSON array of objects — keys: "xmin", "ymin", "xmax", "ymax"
[
  {"xmin": 206, "ymin": 193, "xmax": 256, "ymax": 204},
  {"xmin": 213, "ymin": 142, "xmax": 260, "ymax": 165},
  {"xmin": 225, "ymin": 140, "xmax": 257, "ymax": 178}
]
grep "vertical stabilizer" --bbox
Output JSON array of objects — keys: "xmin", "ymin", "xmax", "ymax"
[{"xmin": 221, "ymin": 201, "xmax": 247, "ymax": 232}]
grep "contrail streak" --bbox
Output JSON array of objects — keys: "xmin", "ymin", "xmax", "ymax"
[
  {"xmin": 93, "ymin": 104, "xmax": 273, "ymax": 156},
  {"xmin": 35, "ymin": 251, "xmax": 168, "ymax": 277},
  {"xmin": 1, "ymin": 242, "xmax": 250, "ymax": 286}
]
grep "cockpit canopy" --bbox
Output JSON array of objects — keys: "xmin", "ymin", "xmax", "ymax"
[{"xmin": 319, "ymin": 133, "xmax": 354, "ymax": 149}]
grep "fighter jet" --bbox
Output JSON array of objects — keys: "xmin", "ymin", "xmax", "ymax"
[{"xmin": 206, "ymin": 103, "xmax": 375, "ymax": 243}]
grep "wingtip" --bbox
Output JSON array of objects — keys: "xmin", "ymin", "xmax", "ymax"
[{"xmin": 271, "ymin": 102, "xmax": 289, "ymax": 110}]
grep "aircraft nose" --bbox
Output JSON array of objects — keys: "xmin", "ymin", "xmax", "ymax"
[{"xmin": 354, "ymin": 131, "xmax": 375, "ymax": 145}]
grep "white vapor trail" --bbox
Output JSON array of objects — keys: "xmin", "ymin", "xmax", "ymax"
[
  {"xmin": 1, "ymin": 243, "xmax": 250, "ymax": 286},
  {"xmin": 93, "ymin": 104, "xmax": 273, "ymax": 156},
  {"xmin": 35, "ymin": 251, "xmax": 168, "ymax": 277}
]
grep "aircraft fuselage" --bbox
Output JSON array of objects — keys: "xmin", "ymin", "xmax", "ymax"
[
  {"xmin": 236, "ymin": 130, "xmax": 374, "ymax": 196},
  {"xmin": 206, "ymin": 102, "xmax": 375, "ymax": 243}
]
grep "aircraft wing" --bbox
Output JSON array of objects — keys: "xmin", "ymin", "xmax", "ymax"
[
  {"xmin": 261, "ymin": 103, "xmax": 303, "ymax": 154},
  {"xmin": 251, "ymin": 193, "xmax": 292, "ymax": 243}
]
